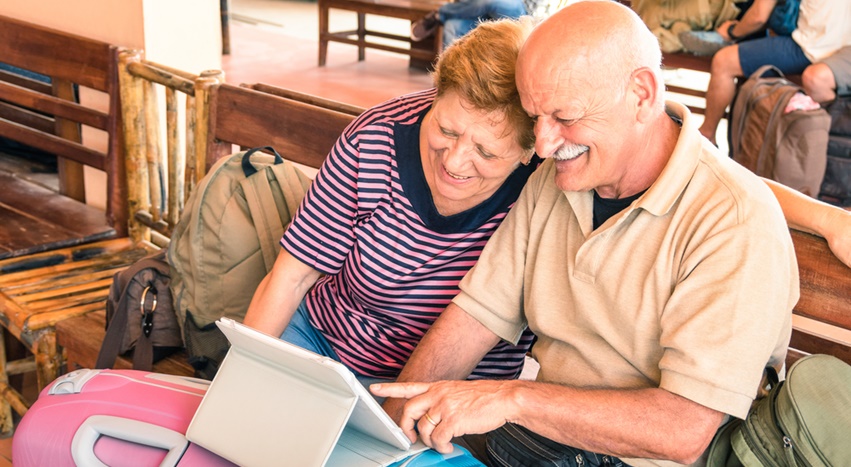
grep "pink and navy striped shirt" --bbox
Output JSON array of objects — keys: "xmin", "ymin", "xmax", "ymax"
[{"xmin": 282, "ymin": 89, "xmax": 538, "ymax": 379}]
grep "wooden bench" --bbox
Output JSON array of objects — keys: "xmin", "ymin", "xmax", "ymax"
[
  {"xmin": 318, "ymin": 0, "xmax": 447, "ymax": 70},
  {"xmin": 0, "ymin": 15, "xmax": 126, "ymax": 257},
  {"xmin": 0, "ymin": 15, "xmax": 133, "ymax": 434},
  {"xmin": 0, "ymin": 41, "xmax": 227, "ymax": 433},
  {"xmin": 56, "ymin": 81, "xmax": 365, "ymax": 380}
]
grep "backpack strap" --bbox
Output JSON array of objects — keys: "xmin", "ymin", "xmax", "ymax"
[
  {"xmin": 241, "ymin": 149, "xmax": 287, "ymax": 273},
  {"xmin": 95, "ymin": 250, "xmax": 169, "ymax": 371}
]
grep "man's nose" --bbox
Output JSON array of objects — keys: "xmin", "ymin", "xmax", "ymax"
[{"xmin": 534, "ymin": 119, "xmax": 562, "ymax": 159}]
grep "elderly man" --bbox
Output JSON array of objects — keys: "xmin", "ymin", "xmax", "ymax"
[{"xmin": 372, "ymin": 2, "xmax": 799, "ymax": 466}]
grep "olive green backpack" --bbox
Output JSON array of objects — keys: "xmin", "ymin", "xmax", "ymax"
[
  {"xmin": 708, "ymin": 354, "xmax": 851, "ymax": 466},
  {"xmin": 167, "ymin": 147, "xmax": 312, "ymax": 379}
]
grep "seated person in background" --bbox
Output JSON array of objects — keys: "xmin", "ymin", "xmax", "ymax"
[
  {"xmin": 374, "ymin": 2, "xmax": 847, "ymax": 465},
  {"xmin": 802, "ymin": 45, "xmax": 851, "ymax": 103},
  {"xmin": 699, "ymin": 0, "xmax": 851, "ymax": 144},
  {"xmin": 410, "ymin": 0, "xmax": 527, "ymax": 48},
  {"xmin": 243, "ymin": 18, "xmax": 539, "ymax": 386}
]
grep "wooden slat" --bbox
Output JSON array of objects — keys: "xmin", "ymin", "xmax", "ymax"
[
  {"xmin": 0, "ymin": 172, "xmax": 114, "ymax": 260},
  {"xmin": 0, "ymin": 69, "xmax": 51, "ymax": 94},
  {"xmin": 0, "ymin": 15, "xmax": 114, "ymax": 92},
  {"xmin": 247, "ymin": 83, "xmax": 364, "ymax": 117},
  {"xmin": 0, "ymin": 238, "xmax": 136, "ymax": 279},
  {"xmin": 0, "ymin": 101, "xmax": 55, "ymax": 133},
  {"xmin": 790, "ymin": 230, "xmax": 851, "ymax": 331},
  {"xmin": 0, "ymin": 81, "xmax": 110, "ymax": 130},
  {"xmin": 0, "ymin": 119, "xmax": 107, "ymax": 170},
  {"xmin": 213, "ymin": 84, "xmax": 354, "ymax": 169}
]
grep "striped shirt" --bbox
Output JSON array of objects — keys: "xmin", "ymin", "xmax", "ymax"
[{"xmin": 282, "ymin": 89, "xmax": 537, "ymax": 379}]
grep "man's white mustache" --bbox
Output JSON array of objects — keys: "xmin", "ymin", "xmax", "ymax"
[{"xmin": 552, "ymin": 143, "xmax": 590, "ymax": 161}]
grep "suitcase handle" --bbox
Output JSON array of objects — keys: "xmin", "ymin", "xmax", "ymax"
[{"xmin": 72, "ymin": 415, "xmax": 189, "ymax": 467}]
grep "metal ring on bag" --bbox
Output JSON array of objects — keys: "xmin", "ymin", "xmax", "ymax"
[{"xmin": 139, "ymin": 286, "xmax": 158, "ymax": 314}]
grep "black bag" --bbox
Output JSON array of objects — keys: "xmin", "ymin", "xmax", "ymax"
[
  {"xmin": 95, "ymin": 249, "xmax": 183, "ymax": 371},
  {"xmin": 820, "ymin": 97, "xmax": 851, "ymax": 206},
  {"xmin": 486, "ymin": 423, "xmax": 626, "ymax": 467}
]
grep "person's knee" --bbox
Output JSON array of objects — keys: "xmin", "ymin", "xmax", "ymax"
[
  {"xmin": 802, "ymin": 63, "xmax": 837, "ymax": 102},
  {"xmin": 710, "ymin": 45, "xmax": 742, "ymax": 79}
]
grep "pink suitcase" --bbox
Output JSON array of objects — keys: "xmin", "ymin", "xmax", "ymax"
[{"xmin": 13, "ymin": 368, "xmax": 236, "ymax": 467}]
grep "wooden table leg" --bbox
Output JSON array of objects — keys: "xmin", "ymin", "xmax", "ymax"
[
  {"xmin": 319, "ymin": 1, "xmax": 330, "ymax": 66},
  {"xmin": 357, "ymin": 12, "xmax": 366, "ymax": 62}
]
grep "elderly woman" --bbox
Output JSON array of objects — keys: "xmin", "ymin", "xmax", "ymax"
[
  {"xmin": 244, "ymin": 16, "xmax": 851, "ymax": 387},
  {"xmin": 244, "ymin": 18, "xmax": 539, "ymax": 383}
]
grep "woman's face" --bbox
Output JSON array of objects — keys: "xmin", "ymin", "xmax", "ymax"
[{"xmin": 422, "ymin": 90, "xmax": 529, "ymax": 215}]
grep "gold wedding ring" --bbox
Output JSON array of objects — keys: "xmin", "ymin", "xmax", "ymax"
[{"xmin": 424, "ymin": 412, "xmax": 439, "ymax": 426}]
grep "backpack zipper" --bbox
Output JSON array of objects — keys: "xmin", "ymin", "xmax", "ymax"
[{"xmin": 740, "ymin": 421, "xmax": 783, "ymax": 466}]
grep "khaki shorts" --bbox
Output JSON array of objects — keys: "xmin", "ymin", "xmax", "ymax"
[{"xmin": 823, "ymin": 46, "xmax": 851, "ymax": 97}]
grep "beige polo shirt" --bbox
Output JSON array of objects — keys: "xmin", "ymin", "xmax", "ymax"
[{"xmin": 454, "ymin": 102, "xmax": 798, "ymax": 467}]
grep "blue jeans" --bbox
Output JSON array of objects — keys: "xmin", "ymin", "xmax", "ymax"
[
  {"xmin": 438, "ymin": 0, "xmax": 527, "ymax": 47},
  {"xmin": 280, "ymin": 300, "xmax": 391, "ymax": 396}
]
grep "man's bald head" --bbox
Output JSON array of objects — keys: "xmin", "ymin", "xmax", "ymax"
[{"xmin": 518, "ymin": 0, "xmax": 663, "ymax": 103}]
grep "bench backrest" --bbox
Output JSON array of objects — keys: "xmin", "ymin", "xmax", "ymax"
[
  {"xmin": 0, "ymin": 15, "xmax": 125, "ymax": 233},
  {"xmin": 203, "ymin": 82, "xmax": 363, "ymax": 170},
  {"xmin": 788, "ymin": 230, "xmax": 851, "ymax": 367}
]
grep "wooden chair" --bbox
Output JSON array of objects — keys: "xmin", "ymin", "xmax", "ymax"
[
  {"xmin": 317, "ymin": 0, "xmax": 447, "ymax": 70},
  {"xmin": 57, "ymin": 82, "xmax": 364, "ymax": 381},
  {"xmin": 0, "ymin": 15, "xmax": 124, "ymax": 258},
  {"xmin": 0, "ymin": 15, "xmax": 131, "ymax": 434},
  {"xmin": 0, "ymin": 42, "xmax": 221, "ymax": 433}
]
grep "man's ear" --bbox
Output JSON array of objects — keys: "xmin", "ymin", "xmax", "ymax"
[{"xmin": 630, "ymin": 67, "xmax": 659, "ymax": 123}]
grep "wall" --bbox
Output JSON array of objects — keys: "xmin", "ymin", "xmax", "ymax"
[{"xmin": 0, "ymin": 0, "xmax": 222, "ymax": 209}]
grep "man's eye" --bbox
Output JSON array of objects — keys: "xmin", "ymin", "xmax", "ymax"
[{"xmin": 440, "ymin": 128, "xmax": 458, "ymax": 137}]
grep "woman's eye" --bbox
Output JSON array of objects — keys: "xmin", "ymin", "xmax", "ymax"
[
  {"xmin": 478, "ymin": 149, "xmax": 497, "ymax": 160},
  {"xmin": 440, "ymin": 128, "xmax": 458, "ymax": 138}
]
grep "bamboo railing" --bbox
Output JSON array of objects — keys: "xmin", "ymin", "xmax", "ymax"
[{"xmin": 118, "ymin": 50, "xmax": 225, "ymax": 246}]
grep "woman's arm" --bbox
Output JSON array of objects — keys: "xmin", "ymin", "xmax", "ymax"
[
  {"xmin": 764, "ymin": 178, "xmax": 851, "ymax": 268},
  {"xmin": 242, "ymin": 248, "xmax": 323, "ymax": 337}
]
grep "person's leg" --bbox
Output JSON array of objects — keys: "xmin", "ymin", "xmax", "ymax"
[
  {"xmin": 279, "ymin": 300, "xmax": 341, "ymax": 359},
  {"xmin": 442, "ymin": 18, "xmax": 478, "ymax": 48},
  {"xmin": 438, "ymin": 0, "xmax": 492, "ymax": 20},
  {"xmin": 804, "ymin": 46, "xmax": 851, "ymax": 102},
  {"xmin": 699, "ymin": 36, "xmax": 811, "ymax": 143},
  {"xmin": 699, "ymin": 44, "xmax": 743, "ymax": 144},
  {"xmin": 803, "ymin": 63, "xmax": 839, "ymax": 103},
  {"xmin": 280, "ymin": 300, "xmax": 391, "ymax": 394},
  {"xmin": 481, "ymin": 0, "xmax": 527, "ymax": 19}
]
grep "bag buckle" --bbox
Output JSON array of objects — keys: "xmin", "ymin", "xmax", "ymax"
[{"xmin": 140, "ymin": 286, "xmax": 158, "ymax": 337}]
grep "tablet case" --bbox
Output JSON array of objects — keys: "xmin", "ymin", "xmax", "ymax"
[{"xmin": 186, "ymin": 317, "xmax": 428, "ymax": 467}]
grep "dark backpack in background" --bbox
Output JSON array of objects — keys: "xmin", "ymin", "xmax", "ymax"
[
  {"xmin": 730, "ymin": 65, "xmax": 831, "ymax": 197},
  {"xmin": 820, "ymin": 97, "xmax": 851, "ymax": 206},
  {"xmin": 767, "ymin": 0, "xmax": 800, "ymax": 36},
  {"xmin": 95, "ymin": 249, "xmax": 183, "ymax": 371}
]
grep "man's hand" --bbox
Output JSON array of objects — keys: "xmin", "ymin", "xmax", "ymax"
[{"xmin": 372, "ymin": 380, "xmax": 521, "ymax": 454}]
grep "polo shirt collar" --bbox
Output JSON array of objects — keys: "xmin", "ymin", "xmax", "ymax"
[{"xmin": 563, "ymin": 101, "xmax": 706, "ymax": 237}]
